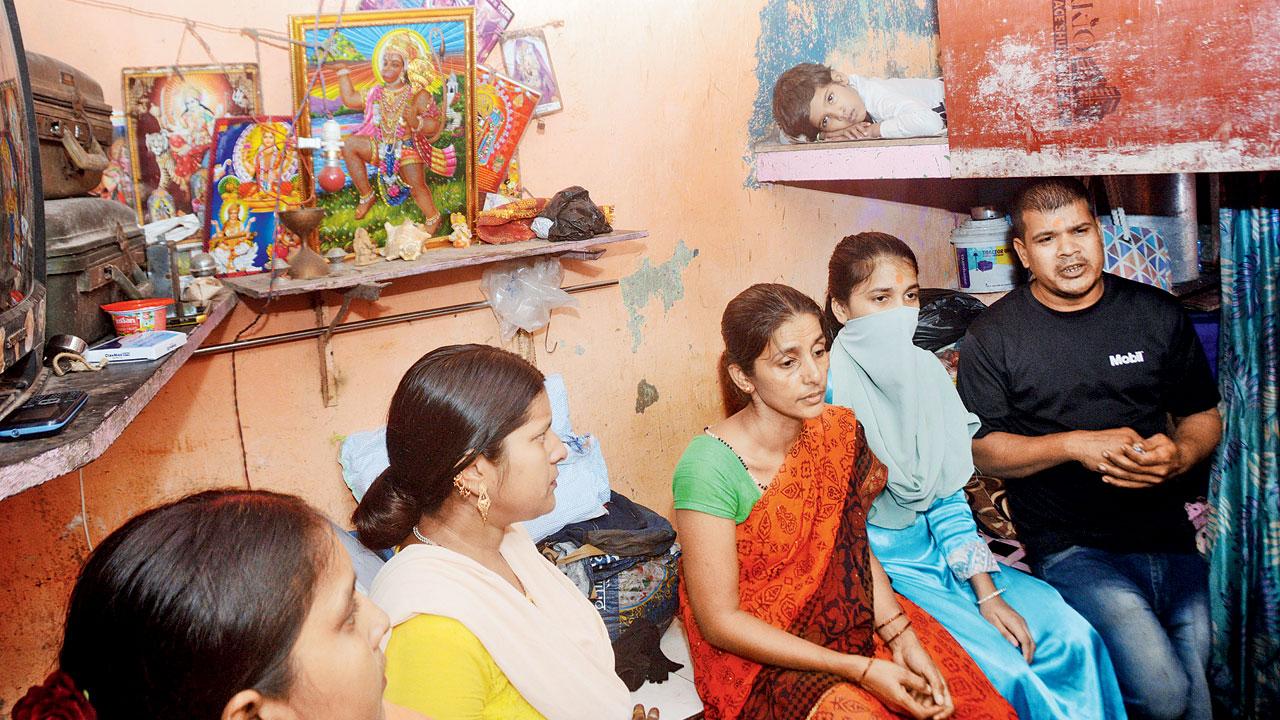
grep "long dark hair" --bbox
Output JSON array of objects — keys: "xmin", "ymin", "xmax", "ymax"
[
  {"xmin": 353, "ymin": 344, "xmax": 545, "ymax": 550},
  {"xmin": 719, "ymin": 283, "xmax": 824, "ymax": 413},
  {"xmin": 57, "ymin": 489, "xmax": 332, "ymax": 719},
  {"xmin": 824, "ymin": 232, "xmax": 918, "ymax": 336}
]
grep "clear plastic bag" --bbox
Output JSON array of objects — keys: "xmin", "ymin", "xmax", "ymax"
[{"xmin": 480, "ymin": 257, "xmax": 579, "ymax": 341}]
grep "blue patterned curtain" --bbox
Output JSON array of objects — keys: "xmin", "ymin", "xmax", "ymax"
[{"xmin": 1210, "ymin": 201, "xmax": 1280, "ymax": 716}]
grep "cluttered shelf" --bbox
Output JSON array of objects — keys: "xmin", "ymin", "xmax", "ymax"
[
  {"xmin": 753, "ymin": 136, "xmax": 951, "ymax": 182},
  {"xmin": 220, "ymin": 230, "xmax": 649, "ymax": 300},
  {"xmin": 0, "ymin": 292, "xmax": 237, "ymax": 502}
]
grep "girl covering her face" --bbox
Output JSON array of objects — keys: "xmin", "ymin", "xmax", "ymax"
[{"xmin": 823, "ymin": 233, "xmax": 1126, "ymax": 720}]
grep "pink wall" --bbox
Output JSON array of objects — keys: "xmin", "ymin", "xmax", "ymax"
[{"xmin": 0, "ymin": 0, "xmax": 963, "ymax": 705}]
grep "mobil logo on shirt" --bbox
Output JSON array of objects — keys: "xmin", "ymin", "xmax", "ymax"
[{"xmin": 1108, "ymin": 350, "xmax": 1146, "ymax": 367}]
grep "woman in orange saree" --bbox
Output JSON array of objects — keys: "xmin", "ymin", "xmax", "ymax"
[{"xmin": 675, "ymin": 284, "xmax": 1017, "ymax": 720}]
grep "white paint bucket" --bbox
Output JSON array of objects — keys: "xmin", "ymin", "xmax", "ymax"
[{"xmin": 951, "ymin": 217, "xmax": 1018, "ymax": 292}]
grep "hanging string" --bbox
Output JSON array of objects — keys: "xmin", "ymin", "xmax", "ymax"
[
  {"xmin": 185, "ymin": 20, "xmax": 219, "ymax": 64},
  {"xmin": 497, "ymin": 19, "xmax": 565, "ymax": 40},
  {"xmin": 62, "ymin": 0, "xmax": 307, "ymax": 43}
]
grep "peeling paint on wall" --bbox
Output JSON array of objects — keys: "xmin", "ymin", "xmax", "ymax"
[
  {"xmin": 635, "ymin": 379, "xmax": 659, "ymax": 414},
  {"xmin": 620, "ymin": 241, "xmax": 699, "ymax": 352},
  {"xmin": 939, "ymin": 0, "xmax": 1280, "ymax": 175},
  {"xmin": 748, "ymin": 0, "xmax": 942, "ymax": 155}
]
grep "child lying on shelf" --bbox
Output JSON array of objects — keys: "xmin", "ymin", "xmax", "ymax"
[{"xmin": 772, "ymin": 63, "xmax": 946, "ymax": 142}]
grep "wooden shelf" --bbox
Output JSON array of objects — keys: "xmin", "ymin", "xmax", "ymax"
[
  {"xmin": 221, "ymin": 230, "xmax": 648, "ymax": 300},
  {"xmin": 754, "ymin": 136, "xmax": 951, "ymax": 182},
  {"xmin": 0, "ymin": 292, "xmax": 237, "ymax": 502}
]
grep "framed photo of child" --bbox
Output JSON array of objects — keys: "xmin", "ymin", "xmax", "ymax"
[
  {"xmin": 500, "ymin": 27, "xmax": 562, "ymax": 117},
  {"xmin": 289, "ymin": 8, "xmax": 476, "ymax": 250},
  {"xmin": 205, "ymin": 117, "xmax": 306, "ymax": 277},
  {"xmin": 122, "ymin": 64, "xmax": 261, "ymax": 226}
]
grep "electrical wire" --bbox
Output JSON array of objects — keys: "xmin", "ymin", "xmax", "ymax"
[
  {"xmin": 62, "ymin": 0, "xmax": 310, "ymax": 47},
  {"xmin": 230, "ymin": 349, "xmax": 253, "ymax": 490},
  {"xmin": 77, "ymin": 468, "xmax": 94, "ymax": 551}
]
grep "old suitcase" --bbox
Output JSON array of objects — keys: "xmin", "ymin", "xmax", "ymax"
[
  {"xmin": 45, "ymin": 197, "xmax": 152, "ymax": 343},
  {"xmin": 26, "ymin": 52, "xmax": 112, "ymax": 199}
]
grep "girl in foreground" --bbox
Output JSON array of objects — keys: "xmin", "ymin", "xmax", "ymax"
[{"xmin": 14, "ymin": 489, "xmax": 422, "ymax": 720}]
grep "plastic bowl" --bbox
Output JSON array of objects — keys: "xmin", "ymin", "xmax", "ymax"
[{"xmin": 100, "ymin": 298, "xmax": 174, "ymax": 335}]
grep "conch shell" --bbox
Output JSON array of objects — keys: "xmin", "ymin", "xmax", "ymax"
[{"xmin": 383, "ymin": 220, "xmax": 429, "ymax": 261}]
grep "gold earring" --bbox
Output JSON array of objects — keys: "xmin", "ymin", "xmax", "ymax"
[
  {"xmin": 476, "ymin": 486, "xmax": 491, "ymax": 523},
  {"xmin": 453, "ymin": 476, "xmax": 471, "ymax": 498}
]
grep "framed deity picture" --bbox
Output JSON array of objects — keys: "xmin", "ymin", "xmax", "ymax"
[
  {"xmin": 290, "ymin": 8, "xmax": 476, "ymax": 249},
  {"xmin": 474, "ymin": 66, "xmax": 538, "ymax": 193},
  {"xmin": 122, "ymin": 64, "xmax": 261, "ymax": 225},
  {"xmin": 500, "ymin": 27, "xmax": 561, "ymax": 117},
  {"xmin": 357, "ymin": 0, "xmax": 512, "ymax": 62},
  {"xmin": 205, "ymin": 117, "xmax": 306, "ymax": 276}
]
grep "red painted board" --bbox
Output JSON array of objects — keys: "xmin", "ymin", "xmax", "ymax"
[{"xmin": 937, "ymin": 0, "xmax": 1280, "ymax": 177}]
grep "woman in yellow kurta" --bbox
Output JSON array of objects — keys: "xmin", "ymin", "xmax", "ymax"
[
  {"xmin": 355, "ymin": 344, "xmax": 642, "ymax": 720},
  {"xmin": 384, "ymin": 615, "xmax": 540, "ymax": 717}
]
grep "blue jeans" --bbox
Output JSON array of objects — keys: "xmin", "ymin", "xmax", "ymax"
[{"xmin": 1034, "ymin": 546, "xmax": 1211, "ymax": 720}]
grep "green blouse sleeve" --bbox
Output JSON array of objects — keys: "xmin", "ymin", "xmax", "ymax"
[{"xmin": 671, "ymin": 434, "xmax": 760, "ymax": 524}]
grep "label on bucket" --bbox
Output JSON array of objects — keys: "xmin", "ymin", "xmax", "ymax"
[{"xmin": 955, "ymin": 245, "xmax": 1015, "ymax": 291}]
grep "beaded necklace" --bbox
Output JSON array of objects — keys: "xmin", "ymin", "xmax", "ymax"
[
  {"xmin": 703, "ymin": 427, "xmax": 771, "ymax": 493},
  {"xmin": 372, "ymin": 85, "xmax": 415, "ymax": 203},
  {"xmin": 376, "ymin": 84, "xmax": 413, "ymax": 141}
]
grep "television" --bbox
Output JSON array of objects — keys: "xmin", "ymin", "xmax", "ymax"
[{"xmin": 0, "ymin": 0, "xmax": 46, "ymax": 421}]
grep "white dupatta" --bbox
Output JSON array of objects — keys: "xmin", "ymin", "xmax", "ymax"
[{"xmin": 370, "ymin": 524, "xmax": 631, "ymax": 720}]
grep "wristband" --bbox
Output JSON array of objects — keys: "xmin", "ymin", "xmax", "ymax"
[{"xmin": 976, "ymin": 587, "xmax": 1007, "ymax": 605}]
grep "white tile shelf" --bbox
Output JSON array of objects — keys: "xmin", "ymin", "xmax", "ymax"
[
  {"xmin": 754, "ymin": 136, "xmax": 952, "ymax": 182},
  {"xmin": 221, "ymin": 230, "xmax": 649, "ymax": 300}
]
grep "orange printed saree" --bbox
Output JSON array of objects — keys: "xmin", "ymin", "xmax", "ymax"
[{"xmin": 678, "ymin": 406, "xmax": 1015, "ymax": 720}]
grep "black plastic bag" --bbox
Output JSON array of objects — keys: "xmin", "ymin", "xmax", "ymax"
[
  {"xmin": 538, "ymin": 185, "xmax": 612, "ymax": 241},
  {"xmin": 913, "ymin": 288, "xmax": 988, "ymax": 351}
]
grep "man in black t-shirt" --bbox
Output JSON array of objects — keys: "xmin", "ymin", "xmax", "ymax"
[{"xmin": 957, "ymin": 177, "xmax": 1221, "ymax": 720}]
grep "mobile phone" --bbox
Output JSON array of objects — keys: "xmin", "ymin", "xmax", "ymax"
[{"xmin": 0, "ymin": 390, "xmax": 88, "ymax": 439}]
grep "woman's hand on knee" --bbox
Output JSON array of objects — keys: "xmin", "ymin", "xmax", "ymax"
[
  {"xmin": 978, "ymin": 596, "xmax": 1036, "ymax": 663},
  {"xmin": 853, "ymin": 657, "xmax": 948, "ymax": 720},
  {"xmin": 887, "ymin": 634, "xmax": 953, "ymax": 718}
]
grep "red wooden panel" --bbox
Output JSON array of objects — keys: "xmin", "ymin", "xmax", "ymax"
[{"xmin": 938, "ymin": 0, "xmax": 1280, "ymax": 177}]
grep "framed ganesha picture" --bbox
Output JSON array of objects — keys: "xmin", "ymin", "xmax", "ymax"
[{"xmin": 289, "ymin": 8, "xmax": 476, "ymax": 250}]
